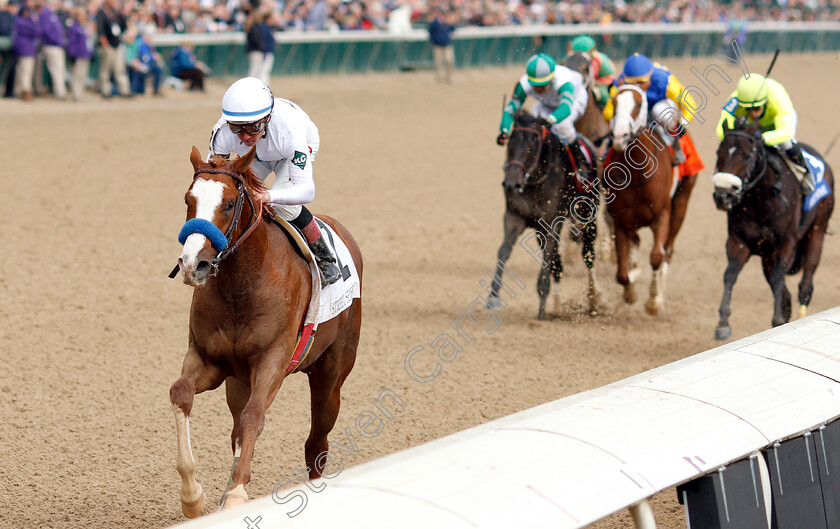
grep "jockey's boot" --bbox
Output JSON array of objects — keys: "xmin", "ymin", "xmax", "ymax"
[
  {"xmin": 309, "ymin": 236, "xmax": 341, "ymax": 286},
  {"xmin": 785, "ymin": 143, "xmax": 814, "ymax": 194},
  {"xmin": 569, "ymin": 138, "xmax": 595, "ymax": 183}
]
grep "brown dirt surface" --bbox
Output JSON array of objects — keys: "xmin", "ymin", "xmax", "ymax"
[{"xmin": 2, "ymin": 52, "xmax": 839, "ymax": 529}]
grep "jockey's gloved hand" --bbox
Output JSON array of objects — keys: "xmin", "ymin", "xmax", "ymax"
[{"xmin": 496, "ymin": 132, "xmax": 508, "ymax": 146}]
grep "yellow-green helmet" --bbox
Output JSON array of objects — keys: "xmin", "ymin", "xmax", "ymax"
[
  {"xmin": 736, "ymin": 74, "xmax": 769, "ymax": 108},
  {"xmin": 526, "ymin": 53, "xmax": 556, "ymax": 87}
]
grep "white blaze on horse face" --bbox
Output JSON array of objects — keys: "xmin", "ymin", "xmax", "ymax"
[
  {"xmin": 612, "ymin": 90, "xmax": 638, "ymax": 149},
  {"xmin": 181, "ymin": 179, "xmax": 226, "ymax": 267},
  {"xmin": 711, "ymin": 172, "xmax": 744, "ymax": 191}
]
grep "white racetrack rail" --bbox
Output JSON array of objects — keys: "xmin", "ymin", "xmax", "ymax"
[{"xmin": 169, "ymin": 306, "xmax": 840, "ymax": 529}]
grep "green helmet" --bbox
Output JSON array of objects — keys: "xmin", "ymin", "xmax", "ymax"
[
  {"xmin": 571, "ymin": 35, "xmax": 595, "ymax": 53},
  {"xmin": 736, "ymin": 74, "xmax": 770, "ymax": 108},
  {"xmin": 526, "ymin": 53, "xmax": 556, "ymax": 87}
]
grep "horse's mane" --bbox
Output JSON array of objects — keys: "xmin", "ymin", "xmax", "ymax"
[
  {"xmin": 513, "ymin": 111, "xmax": 551, "ymax": 130},
  {"xmin": 726, "ymin": 116, "xmax": 761, "ymax": 136},
  {"xmin": 206, "ymin": 154, "xmax": 267, "ymax": 198}
]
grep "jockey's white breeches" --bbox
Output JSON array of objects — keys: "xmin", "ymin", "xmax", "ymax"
[
  {"xmin": 648, "ymin": 99, "xmax": 685, "ymax": 146},
  {"xmin": 531, "ymin": 95, "xmax": 588, "ymax": 144}
]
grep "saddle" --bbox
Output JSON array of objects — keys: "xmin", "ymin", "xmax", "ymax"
[{"xmin": 263, "ymin": 207, "xmax": 361, "ymax": 326}]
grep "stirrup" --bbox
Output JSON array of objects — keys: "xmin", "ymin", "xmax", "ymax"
[{"xmin": 801, "ymin": 175, "xmax": 816, "ymax": 195}]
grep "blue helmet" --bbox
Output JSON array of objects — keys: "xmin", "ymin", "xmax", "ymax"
[{"xmin": 622, "ymin": 53, "xmax": 654, "ymax": 83}]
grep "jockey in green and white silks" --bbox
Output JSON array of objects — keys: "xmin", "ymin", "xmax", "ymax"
[
  {"xmin": 497, "ymin": 53, "xmax": 593, "ymax": 181},
  {"xmin": 715, "ymin": 73, "xmax": 814, "ymax": 194}
]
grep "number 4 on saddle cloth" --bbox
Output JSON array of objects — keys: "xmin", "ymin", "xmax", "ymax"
[
  {"xmin": 802, "ymin": 150, "xmax": 831, "ymax": 212},
  {"xmin": 265, "ymin": 212, "xmax": 361, "ymax": 373}
]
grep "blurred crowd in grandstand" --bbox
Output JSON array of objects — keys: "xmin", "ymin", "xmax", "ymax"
[
  {"xmin": 2, "ymin": 0, "xmax": 837, "ymax": 37},
  {"xmin": 0, "ymin": 0, "xmax": 836, "ymax": 102}
]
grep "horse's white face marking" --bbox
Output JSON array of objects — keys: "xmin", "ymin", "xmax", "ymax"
[
  {"xmin": 728, "ymin": 146, "xmax": 737, "ymax": 156},
  {"xmin": 181, "ymin": 179, "xmax": 225, "ymax": 266},
  {"xmin": 612, "ymin": 91, "xmax": 639, "ymax": 149}
]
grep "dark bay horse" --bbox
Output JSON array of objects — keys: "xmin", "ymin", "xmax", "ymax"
[
  {"xmin": 605, "ymin": 84, "xmax": 685, "ymax": 315},
  {"xmin": 488, "ymin": 112, "xmax": 600, "ymax": 319},
  {"xmin": 712, "ymin": 120, "xmax": 834, "ymax": 339},
  {"xmin": 170, "ymin": 147, "xmax": 363, "ymax": 516}
]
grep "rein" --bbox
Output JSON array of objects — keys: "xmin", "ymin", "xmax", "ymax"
[
  {"xmin": 505, "ymin": 125, "xmax": 549, "ymax": 187},
  {"xmin": 168, "ymin": 167, "xmax": 262, "ymax": 279}
]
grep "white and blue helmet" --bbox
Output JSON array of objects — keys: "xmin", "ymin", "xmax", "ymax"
[{"xmin": 221, "ymin": 77, "xmax": 274, "ymax": 123}]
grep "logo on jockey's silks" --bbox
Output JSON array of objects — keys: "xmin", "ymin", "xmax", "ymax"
[
  {"xmin": 292, "ymin": 151, "xmax": 307, "ymax": 170},
  {"xmin": 723, "ymin": 97, "xmax": 738, "ymax": 116}
]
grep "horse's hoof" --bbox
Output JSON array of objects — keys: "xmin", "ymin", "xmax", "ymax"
[
  {"xmin": 624, "ymin": 287, "xmax": 637, "ymax": 305},
  {"xmin": 714, "ymin": 326, "xmax": 732, "ymax": 341},
  {"xmin": 486, "ymin": 296, "xmax": 502, "ymax": 310},
  {"xmin": 221, "ymin": 491, "xmax": 249, "ymax": 510},
  {"xmin": 645, "ymin": 298, "xmax": 662, "ymax": 316},
  {"xmin": 181, "ymin": 488, "xmax": 207, "ymax": 519},
  {"xmin": 799, "ymin": 305, "xmax": 808, "ymax": 319}
]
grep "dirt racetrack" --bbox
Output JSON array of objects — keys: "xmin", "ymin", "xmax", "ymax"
[{"xmin": 2, "ymin": 52, "xmax": 839, "ymax": 529}]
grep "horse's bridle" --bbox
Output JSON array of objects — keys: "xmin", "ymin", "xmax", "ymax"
[
  {"xmin": 719, "ymin": 130, "xmax": 768, "ymax": 200},
  {"xmin": 168, "ymin": 167, "xmax": 262, "ymax": 278},
  {"xmin": 504, "ymin": 125, "xmax": 549, "ymax": 188}
]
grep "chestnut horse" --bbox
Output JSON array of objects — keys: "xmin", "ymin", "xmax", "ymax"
[
  {"xmin": 487, "ymin": 112, "xmax": 600, "ymax": 319},
  {"xmin": 605, "ymin": 84, "xmax": 682, "ymax": 315},
  {"xmin": 712, "ymin": 120, "xmax": 834, "ymax": 339},
  {"xmin": 170, "ymin": 147, "xmax": 362, "ymax": 516}
]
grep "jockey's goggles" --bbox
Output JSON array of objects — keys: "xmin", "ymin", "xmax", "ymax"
[
  {"xmin": 738, "ymin": 99, "xmax": 767, "ymax": 109},
  {"xmin": 227, "ymin": 118, "xmax": 268, "ymax": 135},
  {"xmin": 623, "ymin": 74, "xmax": 652, "ymax": 85}
]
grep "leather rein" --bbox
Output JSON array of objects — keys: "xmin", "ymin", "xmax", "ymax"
[{"xmin": 168, "ymin": 167, "xmax": 262, "ymax": 279}]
